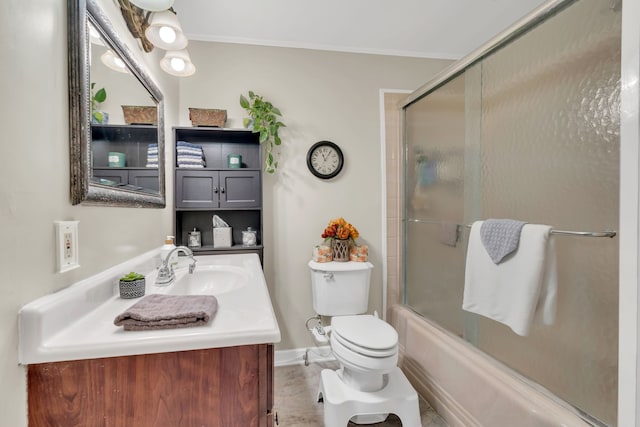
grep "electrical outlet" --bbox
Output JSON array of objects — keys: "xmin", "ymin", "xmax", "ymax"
[{"xmin": 55, "ymin": 221, "xmax": 80, "ymax": 273}]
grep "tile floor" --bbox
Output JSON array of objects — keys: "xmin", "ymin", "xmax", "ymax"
[{"xmin": 274, "ymin": 361, "xmax": 448, "ymax": 427}]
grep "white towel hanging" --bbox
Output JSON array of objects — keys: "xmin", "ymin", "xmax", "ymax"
[{"xmin": 462, "ymin": 221, "xmax": 557, "ymax": 336}]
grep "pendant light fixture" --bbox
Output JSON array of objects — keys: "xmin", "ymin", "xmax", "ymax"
[
  {"xmin": 160, "ymin": 49, "xmax": 196, "ymax": 77},
  {"xmin": 145, "ymin": 9, "xmax": 188, "ymax": 50},
  {"xmin": 101, "ymin": 50, "xmax": 129, "ymax": 73},
  {"xmin": 128, "ymin": 0, "xmax": 174, "ymax": 12}
]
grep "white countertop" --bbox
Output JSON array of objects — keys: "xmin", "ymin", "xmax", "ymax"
[{"xmin": 19, "ymin": 250, "xmax": 280, "ymax": 364}]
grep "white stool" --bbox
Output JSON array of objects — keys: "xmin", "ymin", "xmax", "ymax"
[{"xmin": 317, "ymin": 367, "xmax": 421, "ymax": 427}]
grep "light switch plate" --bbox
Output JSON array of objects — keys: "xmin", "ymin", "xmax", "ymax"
[{"xmin": 55, "ymin": 221, "xmax": 80, "ymax": 273}]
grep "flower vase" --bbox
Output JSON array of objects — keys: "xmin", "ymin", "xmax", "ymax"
[{"xmin": 332, "ymin": 239, "xmax": 350, "ymax": 262}]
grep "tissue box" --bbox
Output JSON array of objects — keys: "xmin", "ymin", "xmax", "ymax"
[
  {"xmin": 312, "ymin": 245, "xmax": 333, "ymax": 263},
  {"xmin": 213, "ymin": 227, "xmax": 232, "ymax": 247}
]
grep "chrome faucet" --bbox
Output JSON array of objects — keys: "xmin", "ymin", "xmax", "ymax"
[{"xmin": 156, "ymin": 246, "xmax": 197, "ymax": 285}]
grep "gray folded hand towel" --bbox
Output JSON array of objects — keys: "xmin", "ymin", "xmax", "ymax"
[
  {"xmin": 480, "ymin": 219, "xmax": 527, "ymax": 264},
  {"xmin": 114, "ymin": 294, "xmax": 218, "ymax": 331}
]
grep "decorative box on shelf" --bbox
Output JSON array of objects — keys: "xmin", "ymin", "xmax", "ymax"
[
  {"xmin": 189, "ymin": 108, "xmax": 227, "ymax": 127},
  {"xmin": 121, "ymin": 105, "xmax": 157, "ymax": 125}
]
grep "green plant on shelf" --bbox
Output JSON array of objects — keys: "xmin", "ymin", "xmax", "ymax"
[
  {"xmin": 120, "ymin": 272, "xmax": 145, "ymax": 282},
  {"xmin": 91, "ymin": 82, "xmax": 107, "ymax": 124},
  {"xmin": 239, "ymin": 91, "xmax": 286, "ymax": 174}
]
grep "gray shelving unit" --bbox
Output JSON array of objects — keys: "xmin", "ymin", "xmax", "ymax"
[
  {"xmin": 173, "ymin": 127, "xmax": 263, "ymax": 263},
  {"xmin": 91, "ymin": 124, "xmax": 159, "ymax": 191}
]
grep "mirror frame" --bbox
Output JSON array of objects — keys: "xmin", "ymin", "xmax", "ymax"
[{"xmin": 69, "ymin": 0, "xmax": 166, "ymax": 207}]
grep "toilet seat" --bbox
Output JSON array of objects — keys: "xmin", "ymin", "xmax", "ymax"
[
  {"xmin": 331, "ymin": 332, "xmax": 398, "ymax": 374},
  {"xmin": 331, "ymin": 315, "xmax": 398, "ymax": 357}
]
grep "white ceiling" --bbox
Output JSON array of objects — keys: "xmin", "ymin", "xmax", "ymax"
[{"xmin": 173, "ymin": 0, "xmax": 548, "ymax": 59}]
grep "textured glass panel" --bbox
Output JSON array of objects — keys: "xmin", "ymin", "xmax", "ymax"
[
  {"xmin": 478, "ymin": 0, "xmax": 620, "ymax": 424},
  {"xmin": 403, "ymin": 0, "xmax": 620, "ymax": 424},
  {"xmin": 404, "ymin": 75, "xmax": 466, "ymax": 335}
]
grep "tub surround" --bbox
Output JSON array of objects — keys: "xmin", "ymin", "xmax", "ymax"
[
  {"xmin": 390, "ymin": 305, "xmax": 589, "ymax": 427},
  {"xmin": 19, "ymin": 250, "xmax": 280, "ymax": 364}
]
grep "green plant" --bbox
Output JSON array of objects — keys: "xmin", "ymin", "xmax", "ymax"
[
  {"xmin": 239, "ymin": 91, "xmax": 286, "ymax": 174},
  {"xmin": 91, "ymin": 82, "xmax": 107, "ymax": 123},
  {"xmin": 120, "ymin": 271, "xmax": 145, "ymax": 282}
]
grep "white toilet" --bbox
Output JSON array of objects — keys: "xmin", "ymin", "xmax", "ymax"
[{"xmin": 309, "ymin": 260, "xmax": 421, "ymax": 426}]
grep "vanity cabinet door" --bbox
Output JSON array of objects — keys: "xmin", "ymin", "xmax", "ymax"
[
  {"xmin": 28, "ymin": 344, "xmax": 275, "ymax": 427},
  {"xmin": 220, "ymin": 170, "xmax": 261, "ymax": 209},
  {"xmin": 175, "ymin": 170, "xmax": 220, "ymax": 208}
]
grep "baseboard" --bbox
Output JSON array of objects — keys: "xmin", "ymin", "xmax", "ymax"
[{"xmin": 275, "ymin": 347, "xmax": 335, "ymax": 367}]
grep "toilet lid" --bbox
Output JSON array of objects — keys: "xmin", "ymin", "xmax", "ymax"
[{"xmin": 331, "ymin": 315, "xmax": 398, "ymax": 353}]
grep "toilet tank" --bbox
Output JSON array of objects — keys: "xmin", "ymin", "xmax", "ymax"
[{"xmin": 308, "ymin": 260, "xmax": 374, "ymax": 316}]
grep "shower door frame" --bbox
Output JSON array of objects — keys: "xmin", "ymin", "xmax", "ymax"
[
  {"xmin": 618, "ymin": 0, "xmax": 640, "ymax": 425},
  {"xmin": 394, "ymin": 0, "xmax": 640, "ymax": 424}
]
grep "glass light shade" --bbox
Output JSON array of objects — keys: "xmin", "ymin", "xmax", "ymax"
[
  {"xmin": 160, "ymin": 49, "xmax": 196, "ymax": 76},
  {"xmin": 170, "ymin": 57, "xmax": 185, "ymax": 71},
  {"xmin": 88, "ymin": 24, "xmax": 104, "ymax": 46},
  {"xmin": 145, "ymin": 10, "xmax": 188, "ymax": 50},
  {"xmin": 158, "ymin": 26, "xmax": 176, "ymax": 44},
  {"xmin": 128, "ymin": 0, "xmax": 174, "ymax": 12},
  {"xmin": 101, "ymin": 50, "xmax": 129, "ymax": 73}
]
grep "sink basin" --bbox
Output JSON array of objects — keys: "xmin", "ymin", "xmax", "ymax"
[
  {"xmin": 19, "ymin": 252, "xmax": 280, "ymax": 365},
  {"xmin": 167, "ymin": 264, "xmax": 248, "ymax": 295}
]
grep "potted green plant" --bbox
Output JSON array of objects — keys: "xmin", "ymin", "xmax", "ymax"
[
  {"xmin": 118, "ymin": 271, "xmax": 145, "ymax": 299},
  {"xmin": 91, "ymin": 82, "xmax": 108, "ymax": 124},
  {"xmin": 239, "ymin": 91, "xmax": 286, "ymax": 174}
]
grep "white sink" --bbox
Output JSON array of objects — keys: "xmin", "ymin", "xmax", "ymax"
[
  {"xmin": 19, "ymin": 251, "xmax": 280, "ymax": 365},
  {"xmin": 168, "ymin": 264, "xmax": 248, "ymax": 296}
]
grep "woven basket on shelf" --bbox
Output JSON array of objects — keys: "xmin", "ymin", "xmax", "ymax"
[
  {"xmin": 189, "ymin": 108, "xmax": 227, "ymax": 127},
  {"xmin": 121, "ymin": 105, "xmax": 157, "ymax": 125}
]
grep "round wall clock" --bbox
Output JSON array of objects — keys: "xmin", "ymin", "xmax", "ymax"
[{"xmin": 306, "ymin": 141, "xmax": 344, "ymax": 179}]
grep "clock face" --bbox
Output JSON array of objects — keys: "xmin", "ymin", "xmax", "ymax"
[{"xmin": 307, "ymin": 141, "xmax": 344, "ymax": 179}]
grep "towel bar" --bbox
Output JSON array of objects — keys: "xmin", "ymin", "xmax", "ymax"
[
  {"xmin": 406, "ymin": 219, "xmax": 617, "ymax": 238},
  {"xmin": 464, "ymin": 224, "xmax": 616, "ymax": 238}
]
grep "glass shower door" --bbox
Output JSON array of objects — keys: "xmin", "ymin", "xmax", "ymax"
[{"xmin": 403, "ymin": 0, "xmax": 620, "ymax": 424}]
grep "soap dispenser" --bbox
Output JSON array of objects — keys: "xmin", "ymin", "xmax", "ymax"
[{"xmin": 160, "ymin": 235, "xmax": 177, "ymax": 267}]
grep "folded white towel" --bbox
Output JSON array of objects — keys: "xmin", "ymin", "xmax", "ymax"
[
  {"xmin": 462, "ymin": 221, "xmax": 557, "ymax": 336},
  {"xmin": 176, "ymin": 147, "xmax": 204, "ymax": 156}
]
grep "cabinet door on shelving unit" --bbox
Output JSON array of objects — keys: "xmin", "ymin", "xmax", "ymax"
[
  {"xmin": 130, "ymin": 169, "xmax": 159, "ymax": 191},
  {"xmin": 220, "ymin": 171, "xmax": 261, "ymax": 208},
  {"xmin": 176, "ymin": 170, "xmax": 220, "ymax": 208},
  {"xmin": 93, "ymin": 168, "xmax": 128, "ymax": 184}
]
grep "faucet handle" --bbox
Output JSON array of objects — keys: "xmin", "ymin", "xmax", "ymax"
[{"xmin": 189, "ymin": 257, "xmax": 198, "ymax": 274}]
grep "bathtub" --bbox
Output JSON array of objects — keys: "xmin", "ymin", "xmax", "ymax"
[
  {"xmin": 19, "ymin": 250, "xmax": 280, "ymax": 364},
  {"xmin": 390, "ymin": 305, "xmax": 590, "ymax": 427}
]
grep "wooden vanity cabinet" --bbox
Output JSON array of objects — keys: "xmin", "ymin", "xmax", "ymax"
[{"xmin": 27, "ymin": 344, "xmax": 274, "ymax": 427}]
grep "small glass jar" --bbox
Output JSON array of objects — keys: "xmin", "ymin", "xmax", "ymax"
[
  {"xmin": 187, "ymin": 228, "xmax": 201, "ymax": 248},
  {"xmin": 242, "ymin": 227, "xmax": 257, "ymax": 247}
]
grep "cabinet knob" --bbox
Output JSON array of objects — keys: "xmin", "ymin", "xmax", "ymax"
[
  {"xmin": 213, "ymin": 187, "xmax": 218, "ymax": 194},
  {"xmin": 220, "ymin": 187, "xmax": 225, "ymax": 194}
]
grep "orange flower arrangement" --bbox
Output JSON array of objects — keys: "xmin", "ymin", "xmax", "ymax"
[{"xmin": 321, "ymin": 217, "xmax": 359, "ymax": 242}]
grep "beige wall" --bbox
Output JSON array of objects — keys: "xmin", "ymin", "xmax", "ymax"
[
  {"xmin": 1, "ymin": 1, "xmax": 449, "ymax": 424},
  {"xmin": 0, "ymin": 0, "xmax": 177, "ymax": 425},
  {"xmin": 177, "ymin": 41, "xmax": 450, "ymax": 349}
]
